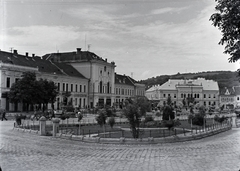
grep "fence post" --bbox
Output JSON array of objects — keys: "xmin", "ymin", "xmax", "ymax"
[
  {"xmin": 39, "ymin": 116, "xmax": 47, "ymax": 136},
  {"xmin": 52, "ymin": 118, "xmax": 60, "ymax": 137}
]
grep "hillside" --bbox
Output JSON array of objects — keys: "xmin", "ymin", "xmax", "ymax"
[{"xmin": 139, "ymin": 71, "xmax": 239, "ymax": 90}]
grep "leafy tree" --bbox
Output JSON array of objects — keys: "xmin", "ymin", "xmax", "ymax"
[
  {"xmin": 167, "ymin": 96, "xmax": 172, "ymax": 106},
  {"xmin": 210, "ymin": 0, "xmax": 240, "ymax": 75},
  {"xmin": 8, "ymin": 72, "xmax": 58, "ymax": 112},
  {"xmin": 8, "ymin": 72, "xmax": 39, "ymax": 111},
  {"xmin": 123, "ymin": 97, "xmax": 151, "ymax": 138},
  {"xmin": 162, "ymin": 105, "xmax": 175, "ymax": 121},
  {"xmin": 108, "ymin": 117, "xmax": 115, "ymax": 129},
  {"xmin": 96, "ymin": 109, "xmax": 107, "ymax": 136},
  {"xmin": 37, "ymin": 78, "xmax": 58, "ymax": 111}
]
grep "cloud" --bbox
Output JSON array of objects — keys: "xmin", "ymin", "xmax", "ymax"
[
  {"xmin": 2, "ymin": 25, "xmax": 82, "ymax": 55},
  {"xmin": 150, "ymin": 6, "xmax": 189, "ymax": 15}
]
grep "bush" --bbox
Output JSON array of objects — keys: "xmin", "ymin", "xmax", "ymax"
[
  {"xmin": 188, "ymin": 114, "xmax": 205, "ymax": 126},
  {"xmin": 145, "ymin": 115, "xmax": 154, "ymax": 123},
  {"xmin": 108, "ymin": 117, "xmax": 115, "ymax": 128},
  {"xmin": 214, "ymin": 115, "xmax": 227, "ymax": 123}
]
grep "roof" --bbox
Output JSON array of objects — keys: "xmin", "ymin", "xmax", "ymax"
[
  {"xmin": 43, "ymin": 48, "xmax": 110, "ymax": 64},
  {"xmin": 115, "ymin": 74, "xmax": 135, "ymax": 86},
  {"xmin": 0, "ymin": 50, "xmax": 86, "ymax": 79},
  {"xmin": 219, "ymin": 87, "xmax": 235, "ymax": 95},
  {"xmin": 160, "ymin": 78, "xmax": 219, "ymax": 91}
]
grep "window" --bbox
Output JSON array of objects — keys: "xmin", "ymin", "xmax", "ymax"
[
  {"xmin": 62, "ymin": 83, "xmax": 65, "ymax": 91},
  {"xmin": 58, "ymin": 83, "xmax": 60, "ymax": 91},
  {"xmin": 66, "ymin": 83, "xmax": 68, "ymax": 92},
  {"xmin": 163, "ymin": 94, "xmax": 166, "ymax": 98},
  {"xmin": 104, "ymin": 66, "xmax": 106, "ymax": 71},
  {"xmin": 75, "ymin": 98, "xmax": 77, "ymax": 105},
  {"xmin": 238, "ymin": 97, "xmax": 240, "ymax": 101},
  {"xmin": 100, "ymin": 81, "xmax": 103, "ymax": 93},
  {"xmin": 204, "ymin": 94, "xmax": 206, "ymax": 98},
  {"xmin": 6, "ymin": 77, "xmax": 10, "ymax": 88},
  {"xmin": 84, "ymin": 85, "xmax": 86, "ymax": 92},
  {"xmin": 75, "ymin": 84, "xmax": 78, "ymax": 92},
  {"xmin": 209, "ymin": 94, "xmax": 211, "ymax": 98},
  {"xmin": 71, "ymin": 84, "xmax": 73, "ymax": 92},
  {"xmin": 174, "ymin": 94, "xmax": 176, "ymax": 98},
  {"xmin": 80, "ymin": 85, "xmax": 82, "ymax": 92}
]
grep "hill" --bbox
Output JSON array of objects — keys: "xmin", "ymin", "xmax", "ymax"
[{"xmin": 139, "ymin": 71, "xmax": 239, "ymax": 90}]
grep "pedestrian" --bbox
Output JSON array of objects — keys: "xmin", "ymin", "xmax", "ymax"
[{"xmin": 1, "ymin": 109, "xmax": 7, "ymax": 121}]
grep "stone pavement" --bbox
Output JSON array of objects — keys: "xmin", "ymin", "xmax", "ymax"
[{"xmin": 0, "ymin": 120, "xmax": 240, "ymax": 171}]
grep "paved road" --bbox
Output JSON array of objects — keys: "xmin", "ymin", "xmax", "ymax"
[{"xmin": 0, "ymin": 120, "xmax": 240, "ymax": 171}]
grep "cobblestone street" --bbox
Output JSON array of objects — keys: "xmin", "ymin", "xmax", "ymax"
[{"xmin": 1, "ymin": 120, "xmax": 240, "ymax": 171}]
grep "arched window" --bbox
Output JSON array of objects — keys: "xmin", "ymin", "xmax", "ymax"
[{"xmin": 100, "ymin": 81, "xmax": 103, "ymax": 93}]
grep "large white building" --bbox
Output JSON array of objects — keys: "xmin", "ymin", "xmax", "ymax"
[
  {"xmin": 146, "ymin": 78, "xmax": 219, "ymax": 108},
  {"xmin": 0, "ymin": 48, "xmax": 145, "ymax": 111}
]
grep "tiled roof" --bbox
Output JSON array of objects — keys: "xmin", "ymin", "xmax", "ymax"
[
  {"xmin": 160, "ymin": 78, "xmax": 219, "ymax": 91},
  {"xmin": 0, "ymin": 50, "xmax": 86, "ymax": 79},
  {"xmin": 43, "ymin": 49, "xmax": 107, "ymax": 63},
  {"xmin": 219, "ymin": 87, "xmax": 235, "ymax": 95},
  {"xmin": 115, "ymin": 74, "xmax": 136, "ymax": 86}
]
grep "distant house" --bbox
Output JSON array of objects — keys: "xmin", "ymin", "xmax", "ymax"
[
  {"xmin": 146, "ymin": 78, "xmax": 219, "ymax": 108},
  {"xmin": 219, "ymin": 86, "xmax": 240, "ymax": 109},
  {"xmin": 219, "ymin": 87, "xmax": 235, "ymax": 110}
]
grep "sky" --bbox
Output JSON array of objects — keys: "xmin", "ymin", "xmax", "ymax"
[{"xmin": 0, "ymin": 0, "xmax": 239, "ymax": 81}]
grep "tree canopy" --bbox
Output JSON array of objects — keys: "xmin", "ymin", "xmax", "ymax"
[
  {"xmin": 8, "ymin": 72, "xmax": 58, "ymax": 111},
  {"xmin": 123, "ymin": 97, "xmax": 151, "ymax": 138},
  {"xmin": 210, "ymin": 0, "xmax": 240, "ymax": 68}
]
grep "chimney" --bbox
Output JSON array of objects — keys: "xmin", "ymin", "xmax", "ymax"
[
  {"xmin": 76, "ymin": 48, "xmax": 81, "ymax": 54},
  {"xmin": 105, "ymin": 58, "xmax": 107, "ymax": 62},
  {"xmin": 32, "ymin": 54, "xmax": 35, "ymax": 57},
  {"xmin": 13, "ymin": 50, "xmax": 18, "ymax": 54},
  {"xmin": 26, "ymin": 52, "xmax": 28, "ymax": 57}
]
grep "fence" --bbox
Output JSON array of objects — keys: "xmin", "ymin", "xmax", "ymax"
[{"xmin": 14, "ymin": 116, "xmax": 232, "ymax": 140}]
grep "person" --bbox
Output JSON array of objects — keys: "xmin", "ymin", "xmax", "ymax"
[{"xmin": 1, "ymin": 109, "xmax": 7, "ymax": 121}]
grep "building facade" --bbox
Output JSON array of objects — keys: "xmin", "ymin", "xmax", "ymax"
[
  {"xmin": 0, "ymin": 50, "xmax": 89, "ymax": 111},
  {"xmin": 114, "ymin": 73, "xmax": 145, "ymax": 108},
  {"xmin": 43, "ymin": 48, "xmax": 116, "ymax": 108},
  {"xmin": 219, "ymin": 86, "xmax": 240, "ymax": 109},
  {"xmin": 146, "ymin": 78, "xmax": 219, "ymax": 108},
  {"xmin": 0, "ymin": 48, "xmax": 145, "ymax": 111}
]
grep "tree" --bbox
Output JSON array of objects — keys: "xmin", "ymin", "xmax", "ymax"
[
  {"xmin": 210, "ymin": 0, "xmax": 240, "ymax": 75},
  {"xmin": 37, "ymin": 78, "xmax": 58, "ymax": 111},
  {"xmin": 108, "ymin": 117, "xmax": 115, "ymax": 129},
  {"xmin": 162, "ymin": 105, "xmax": 175, "ymax": 121},
  {"xmin": 123, "ymin": 97, "xmax": 151, "ymax": 138},
  {"xmin": 8, "ymin": 72, "xmax": 58, "ymax": 112},
  {"xmin": 96, "ymin": 109, "xmax": 107, "ymax": 136},
  {"xmin": 8, "ymin": 72, "xmax": 39, "ymax": 111}
]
